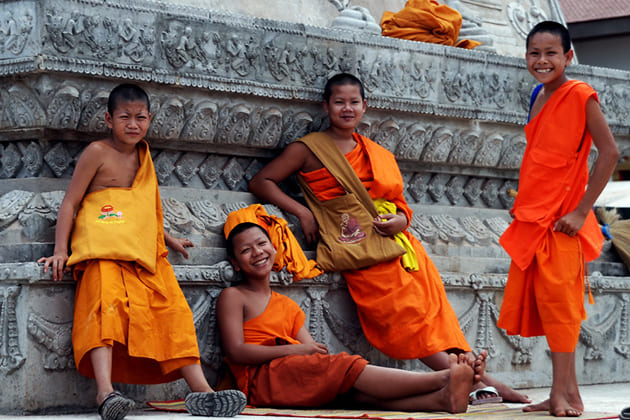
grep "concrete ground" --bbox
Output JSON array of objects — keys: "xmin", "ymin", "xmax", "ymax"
[{"xmin": 0, "ymin": 383, "xmax": 627, "ymax": 419}]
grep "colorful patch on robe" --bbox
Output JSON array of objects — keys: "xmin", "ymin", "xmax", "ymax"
[
  {"xmin": 97, "ymin": 204, "xmax": 124, "ymax": 223},
  {"xmin": 338, "ymin": 213, "xmax": 367, "ymax": 244}
]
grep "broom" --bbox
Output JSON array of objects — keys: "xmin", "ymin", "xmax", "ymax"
[{"xmin": 596, "ymin": 207, "xmax": 630, "ymax": 272}]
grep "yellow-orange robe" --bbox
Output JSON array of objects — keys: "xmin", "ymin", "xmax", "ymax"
[
  {"xmin": 69, "ymin": 140, "xmax": 200, "ymax": 384},
  {"xmin": 381, "ymin": 0, "xmax": 481, "ymax": 49},
  {"xmin": 227, "ymin": 291, "xmax": 368, "ymax": 407},
  {"xmin": 299, "ymin": 133, "xmax": 471, "ymax": 359},
  {"xmin": 498, "ymin": 80, "xmax": 604, "ymax": 352}
]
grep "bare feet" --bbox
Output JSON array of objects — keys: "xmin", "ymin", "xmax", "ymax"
[
  {"xmin": 442, "ymin": 353, "xmax": 474, "ymax": 413},
  {"xmin": 523, "ymin": 397, "xmax": 583, "ymax": 417},
  {"xmin": 473, "ymin": 350, "xmax": 487, "ymax": 384}
]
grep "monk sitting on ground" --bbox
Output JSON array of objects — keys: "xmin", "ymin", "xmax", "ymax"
[
  {"xmin": 497, "ymin": 21, "xmax": 619, "ymax": 417},
  {"xmin": 38, "ymin": 84, "xmax": 246, "ymax": 420},
  {"xmin": 217, "ymin": 213, "xmax": 480, "ymax": 413},
  {"xmin": 249, "ymin": 72, "xmax": 529, "ymax": 405}
]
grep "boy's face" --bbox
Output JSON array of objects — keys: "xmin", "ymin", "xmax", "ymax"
[
  {"xmin": 229, "ymin": 226, "xmax": 276, "ymax": 278},
  {"xmin": 105, "ymin": 99, "xmax": 152, "ymax": 146},
  {"xmin": 526, "ymin": 31, "xmax": 573, "ymax": 86},
  {"xmin": 323, "ymin": 84, "xmax": 367, "ymax": 131}
]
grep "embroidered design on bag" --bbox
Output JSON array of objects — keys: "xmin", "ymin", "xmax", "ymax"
[
  {"xmin": 338, "ymin": 213, "xmax": 367, "ymax": 244},
  {"xmin": 97, "ymin": 204, "xmax": 124, "ymax": 224}
]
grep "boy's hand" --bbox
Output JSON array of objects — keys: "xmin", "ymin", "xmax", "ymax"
[
  {"xmin": 294, "ymin": 342, "xmax": 329, "ymax": 355},
  {"xmin": 554, "ymin": 210, "xmax": 587, "ymax": 237},
  {"xmin": 373, "ymin": 212, "xmax": 407, "ymax": 236},
  {"xmin": 168, "ymin": 237, "xmax": 194, "ymax": 259},
  {"xmin": 298, "ymin": 210, "xmax": 320, "ymax": 245},
  {"xmin": 37, "ymin": 254, "xmax": 69, "ymax": 282}
]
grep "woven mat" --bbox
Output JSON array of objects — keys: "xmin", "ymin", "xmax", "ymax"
[{"xmin": 146, "ymin": 400, "xmax": 618, "ymax": 420}]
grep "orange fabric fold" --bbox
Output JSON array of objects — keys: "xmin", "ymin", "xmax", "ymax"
[
  {"xmin": 227, "ymin": 292, "xmax": 368, "ymax": 406},
  {"xmin": 300, "ymin": 133, "xmax": 470, "ymax": 359},
  {"xmin": 381, "ymin": 0, "xmax": 481, "ymax": 49},
  {"xmin": 498, "ymin": 230, "xmax": 586, "ymax": 352},
  {"xmin": 71, "ymin": 141, "xmax": 200, "ymax": 384},
  {"xmin": 223, "ymin": 204, "xmax": 323, "ymax": 281}
]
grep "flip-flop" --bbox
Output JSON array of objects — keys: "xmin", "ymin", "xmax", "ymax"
[
  {"xmin": 469, "ymin": 386, "xmax": 503, "ymax": 405},
  {"xmin": 185, "ymin": 390, "xmax": 247, "ymax": 417},
  {"xmin": 97, "ymin": 391, "xmax": 135, "ymax": 420},
  {"xmin": 620, "ymin": 406, "xmax": 630, "ymax": 420}
]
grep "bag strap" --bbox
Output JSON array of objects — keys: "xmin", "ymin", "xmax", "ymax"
[{"xmin": 297, "ymin": 132, "xmax": 378, "ymax": 217}]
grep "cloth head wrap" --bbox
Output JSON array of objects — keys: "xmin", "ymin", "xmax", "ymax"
[{"xmin": 224, "ymin": 204, "xmax": 322, "ymax": 281}]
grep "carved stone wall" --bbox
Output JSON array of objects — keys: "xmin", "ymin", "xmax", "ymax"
[{"xmin": 1, "ymin": 0, "xmax": 630, "ymax": 414}]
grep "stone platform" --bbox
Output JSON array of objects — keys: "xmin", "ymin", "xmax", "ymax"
[{"xmin": 1, "ymin": 0, "xmax": 630, "ymax": 415}]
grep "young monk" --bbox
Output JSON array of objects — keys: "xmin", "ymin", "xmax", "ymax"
[
  {"xmin": 38, "ymin": 84, "xmax": 246, "ymax": 420},
  {"xmin": 248, "ymin": 73, "xmax": 529, "ymax": 405},
  {"xmin": 218, "ymin": 216, "xmax": 477, "ymax": 413},
  {"xmin": 497, "ymin": 21, "xmax": 619, "ymax": 417}
]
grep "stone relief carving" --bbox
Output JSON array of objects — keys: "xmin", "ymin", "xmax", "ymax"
[
  {"xmin": 191, "ymin": 288, "xmax": 223, "ymax": 369},
  {"xmin": 580, "ymin": 299, "xmax": 621, "ymax": 361},
  {"xmin": 0, "ymin": 9, "xmax": 34, "ymax": 56},
  {"xmin": 615, "ymin": 294, "xmax": 630, "ymax": 359},
  {"xmin": 507, "ymin": 0, "xmax": 548, "ymax": 39},
  {"xmin": 27, "ymin": 312, "xmax": 74, "ymax": 371},
  {"xmin": 0, "ymin": 285, "xmax": 25, "ymax": 374}
]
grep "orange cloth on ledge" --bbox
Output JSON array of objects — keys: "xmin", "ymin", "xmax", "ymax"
[
  {"xmin": 299, "ymin": 133, "xmax": 471, "ymax": 359},
  {"xmin": 227, "ymin": 292, "xmax": 368, "ymax": 406},
  {"xmin": 381, "ymin": 0, "xmax": 481, "ymax": 49},
  {"xmin": 223, "ymin": 204, "xmax": 322, "ymax": 281},
  {"xmin": 71, "ymin": 140, "xmax": 200, "ymax": 384},
  {"xmin": 498, "ymin": 80, "xmax": 604, "ymax": 352}
]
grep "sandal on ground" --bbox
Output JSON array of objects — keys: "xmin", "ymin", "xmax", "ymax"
[
  {"xmin": 185, "ymin": 389, "xmax": 247, "ymax": 417},
  {"xmin": 469, "ymin": 386, "xmax": 503, "ymax": 405},
  {"xmin": 620, "ymin": 406, "xmax": 630, "ymax": 420},
  {"xmin": 97, "ymin": 391, "xmax": 135, "ymax": 420}
]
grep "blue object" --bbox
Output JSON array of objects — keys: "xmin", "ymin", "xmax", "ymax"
[{"xmin": 601, "ymin": 223, "xmax": 613, "ymax": 240}]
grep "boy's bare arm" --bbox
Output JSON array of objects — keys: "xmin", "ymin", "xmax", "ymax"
[
  {"xmin": 164, "ymin": 231, "xmax": 193, "ymax": 259},
  {"xmin": 217, "ymin": 289, "xmax": 327, "ymax": 365},
  {"xmin": 554, "ymin": 98, "xmax": 619, "ymax": 236},
  {"xmin": 249, "ymin": 142, "xmax": 319, "ymax": 244},
  {"xmin": 38, "ymin": 143, "xmax": 103, "ymax": 280}
]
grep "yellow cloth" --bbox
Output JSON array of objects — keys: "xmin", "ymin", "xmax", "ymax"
[
  {"xmin": 70, "ymin": 140, "xmax": 200, "ymax": 384},
  {"xmin": 223, "ymin": 204, "xmax": 323, "ymax": 281},
  {"xmin": 373, "ymin": 198, "xmax": 418, "ymax": 271},
  {"xmin": 381, "ymin": 0, "xmax": 481, "ymax": 49},
  {"xmin": 67, "ymin": 140, "xmax": 158, "ymax": 274}
]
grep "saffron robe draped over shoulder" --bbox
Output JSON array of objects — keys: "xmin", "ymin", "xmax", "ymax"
[
  {"xmin": 497, "ymin": 80, "xmax": 604, "ymax": 351},
  {"xmin": 71, "ymin": 140, "xmax": 200, "ymax": 384},
  {"xmin": 227, "ymin": 292, "xmax": 368, "ymax": 407},
  {"xmin": 299, "ymin": 133, "xmax": 471, "ymax": 359}
]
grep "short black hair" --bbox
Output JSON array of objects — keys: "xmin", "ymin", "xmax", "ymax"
[
  {"xmin": 526, "ymin": 21, "xmax": 571, "ymax": 53},
  {"xmin": 323, "ymin": 73, "xmax": 365, "ymax": 102},
  {"xmin": 226, "ymin": 222, "xmax": 271, "ymax": 259},
  {"xmin": 107, "ymin": 83, "xmax": 150, "ymax": 115}
]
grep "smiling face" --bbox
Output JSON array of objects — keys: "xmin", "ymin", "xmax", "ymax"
[
  {"xmin": 105, "ymin": 99, "xmax": 152, "ymax": 147},
  {"xmin": 323, "ymin": 83, "xmax": 367, "ymax": 131},
  {"xmin": 229, "ymin": 225, "xmax": 276, "ymax": 279},
  {"xmin": 526, "ymin": 31, "xmax": 573, "ymax": 89}
]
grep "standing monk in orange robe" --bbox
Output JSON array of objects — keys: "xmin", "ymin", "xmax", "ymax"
[
  {"xmin": 497, "ymin": 22, "xmax": 619, "ymax": 417},
  {"xmin": 218, "ymin": 217, "xmax": 476, "ymax": 413},
  {"xmin": 39, "ymin": 84, "xmax": 246, "ymax": 420},
  {"xmin": 249, "ymin": 73, "xmax": 529, "ymax": 404}
]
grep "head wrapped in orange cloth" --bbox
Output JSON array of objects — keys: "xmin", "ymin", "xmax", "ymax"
[{"xmin": 223, "ymin": 204, "xmax": 322, "ymax": 281}]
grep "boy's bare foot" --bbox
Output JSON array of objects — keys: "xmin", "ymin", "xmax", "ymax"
[
  {"xmin": 523, "ymin": 397, "xmax": 583, "ymax": 417},
  {"xmin": 491, "ymin": 382, "xmax": 531, "ymax": 403},
  {"xmin": 473, "ymin": 350, "xmax": 487, "ymax": 384},
  {"xmin": 441, "ymin": 354, "xmax": 473, "ymax": 413}
]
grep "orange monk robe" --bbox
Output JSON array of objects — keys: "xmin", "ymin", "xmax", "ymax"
[
  {"xmin": 227, "ymin": 292, "xmax": 368, "ymax": 407},
  {"xmin": 498, "ymin": 80, "xmax": 604, "ymax": 352},
  {"xmin": 381, "ymin": 0, "xmax": 481, "ymax": 49},
  {"xmin": 70, "ymin": 141, "xmax": 200, "ymax": 384},
  {"xmin": 222, "ymin": 204, "xmax": 322, "ymax": 281},
  {"xmin": 299, "ymin": 133, "xmax": 471, "ymax": 359}
]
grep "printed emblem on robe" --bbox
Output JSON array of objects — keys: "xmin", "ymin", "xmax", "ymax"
[
  {"xmin": 97, "ymin": 204, "xmax": 124, "ymax": 223},
  {"xmin": 338, "ymin": 213, "xmax": 367, "ymax": 243}
]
